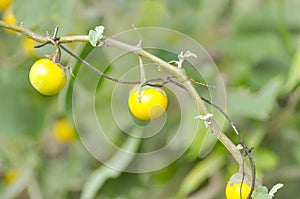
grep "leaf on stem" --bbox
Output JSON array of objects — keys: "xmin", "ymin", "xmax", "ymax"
[
  {"xmin": 88, "ymin": 26, "xmax": 105, "ymax": 47},
  {"xmin": 252, "ymin": 186, "xmax": 272, "ymax": 199},
  {"xmin": 252, "ymin": 184, "xmax": 284, "ymax": 199},
  {"xmin": 269, "ymin": 183, "xmax": 284, "ymax": 197}
]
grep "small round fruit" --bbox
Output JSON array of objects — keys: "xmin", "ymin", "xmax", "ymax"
[
  {"xmin": 0, "ymin": 0, "xmax": 12, "ymax": 11},
  {"xmin": 4, "ymin": 169, "xmax": 19, "ymax": 184},
  {"xmin": 128, "ymin": 85, "xmax": 168, "ymax": 120},
  {"xmin": 52, "ymin": 118, "xmax": 76, "ymax": 142},
  {"xmin": 2, "ymin": 8, "xmax": 16, "ymax": 34},
  {"xmin": 29, "ymin": 59, "xmax": 66, "ymax": 95},
  {"xmin": 226, "ymin": 173, "xmax": 253, "ymax": 199},
  {"xmin": 2, "ymin": 8, "xmax": 15, "ymax": 24},
  {"xmin": 22, "ymin": 37, "xmax": 36, "ymax": 58}
]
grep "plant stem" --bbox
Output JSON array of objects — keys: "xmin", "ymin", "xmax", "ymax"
[
  {"xmin": 104, "ymin": 38, "xmax": 255, "ymax": 182},
  {"xmin": 0, "ymin": 20, "xmax": 256, "ymax": 184},
  {"xmin": 0, "ymin": 21, "xmax": 89, "ymax": 43}
]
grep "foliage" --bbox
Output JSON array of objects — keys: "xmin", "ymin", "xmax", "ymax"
[{"xmin": 253, "ymin": 184, "xmax": 284, "ymax": 199}]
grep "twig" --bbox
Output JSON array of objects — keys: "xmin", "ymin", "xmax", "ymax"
[
  {"xmin": 200, "ymin": 96, "xmax": 257, "ymax": 195},
  {"xmin": 60, "ymin": 44, "xmax": 186, "ymax": 89},
  {"xmin": 59, "ymin": 44, "xmax": 139, "ymax": 84},
  {"xmin": 0, "ymin": 21, "xmax": 257, "ymax": 193}
]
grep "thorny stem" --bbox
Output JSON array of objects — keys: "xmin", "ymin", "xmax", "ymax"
[
  {"xmin": 105, "ymin": 39, "xmax": 256, "ymax": 189},
  {"xmin": 60, "ymin": 44, "xmax": 186, "ymax": 88},
  {"xmin": 0, "ymin": 21, "xmax": 258, "ymax": 195},
  {"xmin": 200, "ymin": 96, "xmax": 257, "ymax": 195}
]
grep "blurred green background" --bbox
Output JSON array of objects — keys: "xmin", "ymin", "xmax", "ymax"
[{"xmin": 1, "ymin": 0, "xmax": 300, "ymax": 198}]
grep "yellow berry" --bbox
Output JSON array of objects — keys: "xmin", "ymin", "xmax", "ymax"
[
  {"xmin": 29, "ymin": 59, "xmax": 66, "ymax": 95},
  {"xmin": 128, "ymin": 85, "xmax": 168, "ymax": 120},
  {"xmin": 2, "ymin": 8, "xmax": 16, "ymax": 25},
  {"xmin": 52, "ymin": 118, "xmax": 76, "ymax": 142},
  {"xmin": 226, "ymin": 173, "xmax": 253, "ymax": 199},
  {"xmin": 22, "ymin": 37, "xmax": 36, "ymax": 58},
  {"xmin": 4, "ymin": 169, "xmax": 19, "ymax": 184},
  {"xmin": 0, "ymin": 0, "xmax": 12, "ymax": 11},
  {"xmin": 2, "ymin": 8, "xmax": 16, "ymax": 34}
]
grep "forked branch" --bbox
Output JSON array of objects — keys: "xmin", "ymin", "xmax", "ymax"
[{"xmin": 0, "ymin": 20, "xmax": 258, "ymax": 197}]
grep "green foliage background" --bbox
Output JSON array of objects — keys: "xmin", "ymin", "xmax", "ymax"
[{"xmin": 1, "ymin": 0, "xmax": 300, "ymax": 198}]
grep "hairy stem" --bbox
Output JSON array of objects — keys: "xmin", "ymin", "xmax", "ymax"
[{"xmin": 0, "ymin": 20, "xmax": 256, "ymax": 185}]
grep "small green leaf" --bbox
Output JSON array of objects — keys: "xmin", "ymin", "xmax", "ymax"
[
  {"xmin": 269, "ymin": 183, "xmax": 284, "ymax": 197},
  {"xmin": 254, "ymin": 186, "xmax": 269, "ymax": 194},
  {"xmin": 253, "ymin": 186, "xmax": 272, "ymax": 199},
  {"xmin": 88, "ymin": 26, "xmax": 105, "ymax": 47},
  {"xmin": 95, "ymin": 26, "xmax": 105, "ymax": 33},
  {"xmin": 88, "ymin": 30, "xmax": 97, "ymax": 47}
]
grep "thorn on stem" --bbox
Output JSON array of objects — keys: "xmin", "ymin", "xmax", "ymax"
[
  {"xmin": 65, "ymin": 66, "xmax": 75, "ymax": 77},
  {"xmin": 34, "ymin": 41, "xmax": 50, "ymax": 48},
  {"xmin": 174, "ymin": 50, "xmax": 197, "ymax": 68},
  {"xmin": 132, "ymin": 24, "xmax": 142, "ymax": 48},
  {"xmin": 194, "ymin": 113, "xmax": 213, "ymax": 121},
  {"xmin": 236, "ymin": 144, "xmax": 243, "ymax": 150},
  {"xmin": 53, "ymin": 25, "xmax": 59, "ymax": 38},
  {"xmin": 195, "ymin": 113, "xmax": 213, "ymax": 128}
]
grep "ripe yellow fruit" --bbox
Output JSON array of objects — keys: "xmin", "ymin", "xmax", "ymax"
[
  {"xmin": 2, "ymin": 8, "xmax": 16, "ymax": 24},
  {"xmin": 22, "ymin": 37, "xmax": 36, "ymax": 58},
  {"xmin": 128, "ymin": 86, "xmax": 168, "ymax": 120},
  {"xmin": 29, "ymin": 59, "xmax": 66, "ymax": 95},
  {"xmin": 2, "ymin": 8, "xmax": 16, "ymax": 34},
  {"xmin": 4, "ymin": 169, "xmax": 19, "ymax": 184},
  {"xmin": 52, "ymin": 118, "xmax": 76, "ymax": 142},
  {"xmin": 0, "ymin": 0, "xmax": 12, "ymax": 11},
  {"xmin": 226, "ymin": 173, "xmax": 253, "ymax": 199}
]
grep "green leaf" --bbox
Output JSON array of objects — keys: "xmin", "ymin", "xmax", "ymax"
[
  {"xmin": 88, "ymin": 30, "xmax": 98, "ymax": 47},
  {"xmin": 0, "ymin": 66, "xmax": 52, "ymax": 136},
  {"xmin": 269, "ymin": 183, "xmax": 284, "ymax": 197},
  {"xmin": 228, "ymin": 78, "xmax": 281, "ymax": 120},
  {"xmin": 252, "ymin": 184, "xmax": 284, "ymax": 199},
  {"xmin": 95, "ymin": 26, "xmax": 105, "ymax": 33},
  {"xmin": 247, "ymin": 127, "xmax": 266, "ymax": 147},
  {"xmin": 217, "ymin": 33, "xmax": 288, "ymax": 65},
  {"xmin": 187, "ymin": 123, "xmax": 216, "ymax": 160},
  {"xmin": 252, "ymin": 148, "xmax": 279, "ymax": 171},
  {"xmin": 285, "ymin": 46, "xmax": 300, "ymax": 92},
  {"xmin": 88, "ymin": 26, "xmax": 105, "ymax": 47},
  {"xmin": 81, "ymin": 131, "xmax": 141, "ymax": 199},
  {"xmin": 177, "ymin": 152, "xmax": 225, "ymax": 197},
  {"xmin": 253, "ymin": 186, "xmax": 272, "ymax": 199}
]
